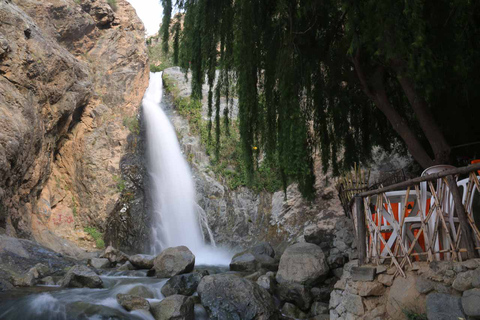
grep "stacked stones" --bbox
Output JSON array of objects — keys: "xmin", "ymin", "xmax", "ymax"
[{"xmin": 330, "ymin": 258, "xmax": 480, "ymax": 320}]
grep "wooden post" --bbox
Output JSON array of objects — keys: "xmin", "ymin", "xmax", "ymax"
[
  {"xmin": 446, "ymin": 175, "xmax": 476, "ymax": 259},
  {"xmin": 356, "ymin": 196, "xmax": 367, "ymax": 265}
]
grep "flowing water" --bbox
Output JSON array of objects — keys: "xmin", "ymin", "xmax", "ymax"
[
  {"xmin": 0, "ymin": 72, "xmax": 232, "ymax": 319},
  {"xmin": 143, "ymin": 72, "xmax": 231, "ymax": 265}
]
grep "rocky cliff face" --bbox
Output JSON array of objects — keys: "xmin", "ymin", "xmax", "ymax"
[
  {"xmin": 163, "ymin": 68, "xmax": 354, "ymax": 262},
  {"xmin": 0, "ymin": 0, "xmax": 149, "ymax": 256}
]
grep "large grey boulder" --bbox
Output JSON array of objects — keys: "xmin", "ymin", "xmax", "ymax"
[
  {"xmin": 60, "ymin": 265, "xmax": 103, "ymax": 288},
  {"xmin": 197, "ymin": 273, "xmax": 278, "ymax": 319},
  {"xmin": 276, "ymin": 243, "xmax": 329, "ymax": 286},
  {"xmin": 129, "ymin": 254, "xmax": 155, "ymax": 269},
  {"xmin": 150, "ymin": 294, "xmax": 194, "ymax": 320},
  {"xmin": 161, "ymin": 272, "xmax": 204, "ymax": 297},
  {"xmin": 88, "ymin": 258, "xmax": 111, "ymax": 269},
  {"xmin": 462, "ymin": 288, "xmax": 480, "ymax": 318},
  {"xmin": 154, "ymin": 246, "xmax": 195, "ymax": 278},
  {"xmin": 426, "ymin": 293, "xmax": 466, "ymax": 320},
  {"xmin": 116, "ymin": 293, "xmax": 150, "ymax": 311},
  {"xmin": 66, "ymin": 301, "xmax": 130, "ymax": 319}
]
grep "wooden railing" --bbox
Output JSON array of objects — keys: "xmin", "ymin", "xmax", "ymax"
[{"xmin": 351, "ymin": 163, "xmax": 480, "ymax": 277}]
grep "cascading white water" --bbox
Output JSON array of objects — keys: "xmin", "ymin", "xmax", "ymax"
[{"xmin": 143, "ymin": 72, "xmax": 231, "ymax": 265}]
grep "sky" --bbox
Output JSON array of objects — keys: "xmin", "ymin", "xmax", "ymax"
[{"xmin": 126, "ymin": 0, "xmax": 163, "ymax": 37}]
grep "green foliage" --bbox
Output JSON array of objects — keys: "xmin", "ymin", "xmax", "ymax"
[
  {"xmin": 84, "ymin": 227, "xmax": 105, "ymax": 249},
  {"xmin": 160, "ymin": 0, "xmax": 172, "ymax": 53},
  {"xmin": 147, "ymin": 37, "xmax": 175, "ymax": 71},
  {"xmin": 163, "ymin": 74, "xmax": 282, "ymax": 193},
  {"xmin": 106, "ymin": 0, "xmax": 117, "ymax": 11},
  {"xmin": 175, "ymin": 0, "xmax": 480, "ymax": 199},
  {"xmin": 112, "ymin": 175, "xmax": 126, "ymax": 193},
  {"xmin": 403, "ymin": 309, "xmax": 427, "ymax": 320},
  {"xmin": 123, "ymin": 116, "xmax": 140, "ymax": 135}
]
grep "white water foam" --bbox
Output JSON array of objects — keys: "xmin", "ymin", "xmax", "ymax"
[{"xmin": 143, "ymin": 72, "xmax": 232, "ymax": 265}]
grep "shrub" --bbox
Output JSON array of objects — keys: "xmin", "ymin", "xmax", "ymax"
[{"xmin": 84, "ymin": 227, "xmax": 105, "ymax": 249}]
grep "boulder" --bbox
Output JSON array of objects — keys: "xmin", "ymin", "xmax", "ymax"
[
  {"xmin": 377, "ymin": 274, "xmax": 394, "ymax": 287},
  {"xmin": 277, "ymin": 282, "xmax": 312, "ymax": 311},
  {"xmin": 351, "ymin": 267, "xmax": 376, "ymax": 282},
  {"xmin": 39, "ymin": 276, "xmax": 56, "ymax": 286},
  {"xmin": 197, "ymin": 273, "xmax": 277, "ymax": 319},
  {"xmin": 347, "ymin": 281, "xmax": 385, "ymax": 297},
  {"xmin": 386, "ymin": 272, "xmax": 425, "ymax": 320},
  {"xmin": 150, "ymin": 295, "xmax": 194, "ymax": 320},
  {"xmin": 102, "ymin": 246, "xmax": 129, "ymax": 264},
  {"xmin": 154, "ymin": 246, "xmax": 195, "ymax": 278},
  {"xmin": 276, "ymin": 243, "xmax": 329, "ymax": 287},
  {"xmin": 257, "ymin": 272, "xmax": 276, "ymax": 293},
  {"xmin": 250, "ymin": 242, "xmax": 275, "ymax": 258},
  {"xmin": 129, "ymin": 254, "xmax": 155, "ymax": 269},
  {"xmin": 116, "ymin": 293, "xmax": 150, "ymax": 311},
  {"xmin": 462, "ymin": 288, "xmax": 480, "ymax": 318},
  {"xmin": 161, "ymin": 272, "xmax": 204, "ymax": 297},
  {"xmin": 89, "ymin": 258, "xmax": 111, "ymax": 269},
  {"xmin": 230, "ymin": 251, "xmax": 277, "ymax": 272},
  {"xmin": 60, "ymin": 265, "xmax": 103, "ymax": 288},
  {"xmin": 127, "ymin": 285, "xmax": 155, "ymax": 299},
  {"xmin": 117, "ymin": 261, "xmax": 135, "ymax": 271},
  {"xmin": 426, "ymin": 293, "xmax": 466, "ymax": 320}
]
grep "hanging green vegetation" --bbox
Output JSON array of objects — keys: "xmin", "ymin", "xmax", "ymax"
[{"xmin": 161, "ymin": 0, "xmax": 480, "ymax": 199}]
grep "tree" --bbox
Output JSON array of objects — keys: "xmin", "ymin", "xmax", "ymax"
[
  {"xmin": 166, "ymin": 0, "xmax": 480, "ymax": 198},
  {"xmin": 160, "ymin": 0, "xmax": 172, "ymax": 53}
]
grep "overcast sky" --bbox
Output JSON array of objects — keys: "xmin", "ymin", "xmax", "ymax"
[{"xmin": 126, "ymin": 0, "xmax": 163, "ymax": 37}]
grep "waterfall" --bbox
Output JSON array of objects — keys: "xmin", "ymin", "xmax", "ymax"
[{"xmin": 142, "ymin": 72, "xmax": 231, "ymax": 265}]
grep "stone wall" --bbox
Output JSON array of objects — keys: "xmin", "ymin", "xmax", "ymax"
[{"xmin": 330, "ymin": 259, "xmax": 480, "ymax": 319}]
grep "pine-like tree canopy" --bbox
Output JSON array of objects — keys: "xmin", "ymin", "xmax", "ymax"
[{"xmin": 162, "ymin": 0, "xmax": 480, "ymax": 198}]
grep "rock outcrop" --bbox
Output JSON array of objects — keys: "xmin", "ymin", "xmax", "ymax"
[
  {"xmin": 0, "ymin": 0, "xmax": 149, "ymax": 254},
  {"xmin": 60, "ymin": 265, "xmax": 103, "ymax": 288}
]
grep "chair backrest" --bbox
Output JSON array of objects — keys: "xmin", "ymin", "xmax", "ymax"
[{"xmin": 421, "ymin": 164, "xmax": 456, "ymax": 177}]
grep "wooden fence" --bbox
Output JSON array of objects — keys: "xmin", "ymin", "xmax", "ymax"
[{"xmin": 351, "ymin": 163, "xmax": 480, "ymax": 277}]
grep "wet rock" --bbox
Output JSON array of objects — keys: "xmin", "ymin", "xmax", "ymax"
[
  {"xmin": 102, "ymin": 246, "xmax": 129, "ymax": 265},
  {"xmin": 154, "ymin": 246, "xmax": 195, "ymax": 278},
  {"xmin": 197, "ymin": 273, "xmax": 277, "ymax": 319},
  {"xmin": 117, "ymin": 261, "xmax": 135, "ymax": 271},
  {"xmin": 150, "ymin": 294, "xmax": 194, "ymax": 320},
  {"xmin": 67, "ymin": 301, "xmax": 130, "ymax": 319},
  {"xmin": 0, "ymin": 278, "xmax": 13, "ymax": 291},
  {"xmin": 38, "ymin": 276, "xmax": 55, "ymax": 286},
  {"xmin": 277, "ymin": 282, "xmax": 312, "ymax": 311},
  {"xmin": 276, "ymin": 243, "xmax": 329, "ymax": 287},
  {"xmin": 462, "ymin": 288, "xmax": 480, "ymax": 318},
  {"xmin": 230, "ymin": 243, "xmax": 278, "ymax": 272},
  {"xmin": 426, "ymin": 293, "xmax": 465, "ymax": 320},
  {"xmin": 127, "ymin": 285, "xmax": 155, "ymax": 299},
  {"xmin": 161, "ymin": 272, "xmax": 204, "ymax": 297},
  {"xmin": 60, "ymin": 265, "xmax": 103, "ymax": 288},
  {"xmin": 116, "ymin": 293, "xmax": 150, "ymax": 311},
  {"xmin": 88, "ymin": 258, "xmax": 111, "ymax": 269},
  {"xmin": 281, "ymin": 302, "xmax": 308, "ymax": 319},
  {"xmin": 129, "ymin": 254, "xmax": 155, "ymax": 269}
]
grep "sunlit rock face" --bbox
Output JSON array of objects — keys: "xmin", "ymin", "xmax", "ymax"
[{"xmin": 0, "ymin": 0, "xmax": 149, "ymax": 254}]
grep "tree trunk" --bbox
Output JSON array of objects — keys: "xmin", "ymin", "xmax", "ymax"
[
  {"xmin": 392, "ymin": 60, "xmax": 451, "ymax": 164},
  {"xmin": 352, "ymin": 52, "xmax": 434, "ymax": 169}
]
